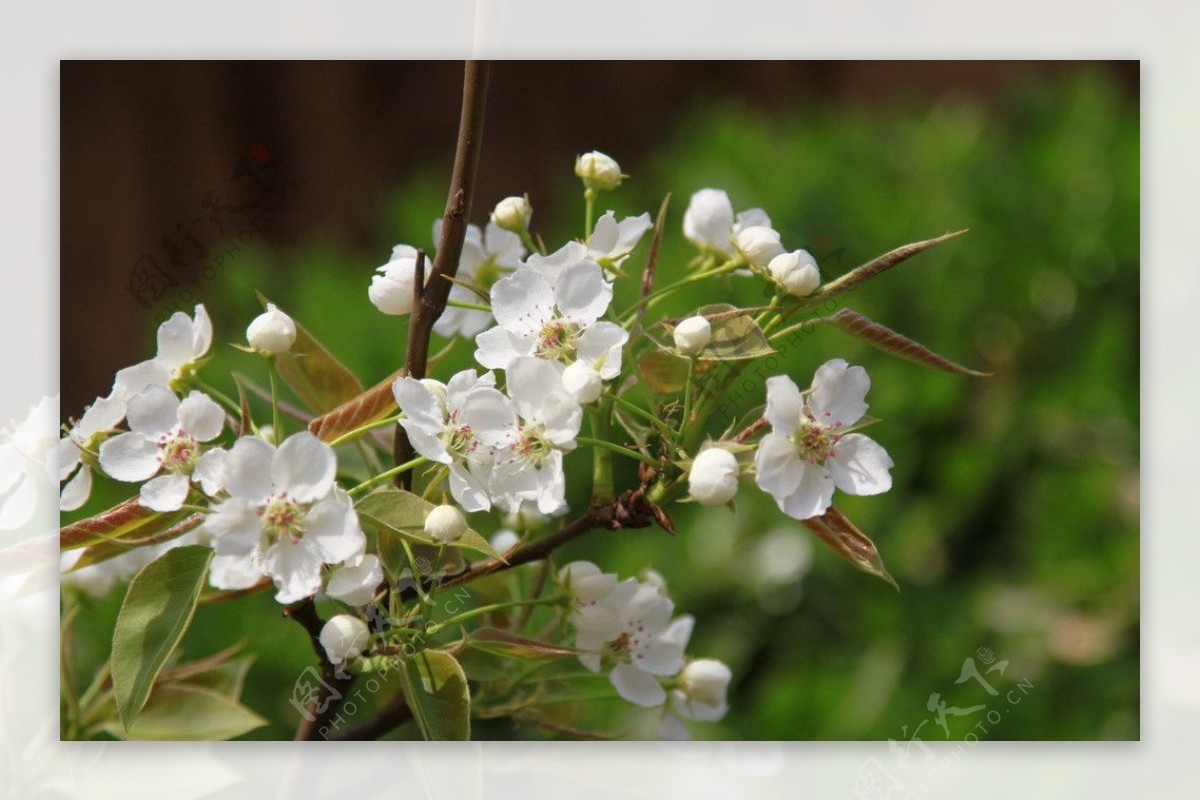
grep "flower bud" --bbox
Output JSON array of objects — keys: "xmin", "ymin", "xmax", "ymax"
[
  {"xmin": 677, "ymin": 658, "xmax": 732, "ymax": 721},
  {"xmin": 424, "ymin": 503, "xmax": 468, "ymax": 543},
  {"xmin": 490, "ymin": 528, "xmax": 520, "ymax": 553},
  {"xmin": 768, "ymin": 249, "xmax": 821, "ymax": 297},
  {"xmin": 687, "ymin": 447, "xmax": 740, "ymax": 506},
  {"xmin": 319, "ymin": 614, "xmax": 369, "ymax": 665},
  {"xmin": 574, "ymin": 151, "xmax": 623, "ymax": 191},
  {"xmin": 562, "ymin": 360, "xmax": 603, "ymax": 404},
  {"xmin": 733, "ymin": 225, "xmax": 785, "ymax": 268},
  {"xmin": 369, "ymin": 247, "xmax": 421, "ymax": 315},
  {"xmin": 490, "ymin": 195, "xmax": 532, "ymax": 233},
  {"xmin": 246, "ymin": 303, "xmax": 297, "ymax": 355},
  {"xmin": 673, "ymin": 315, "xmax": 712, "ymax": 356}
]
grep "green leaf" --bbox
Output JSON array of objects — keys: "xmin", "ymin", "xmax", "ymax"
[
  {"xmin": 824, "ymin": 308, "xmax": 991, "ymax": 377},
  {"xmin": 104, "ymin": 684, "xmax": 266, "ymax": 741},
  {"xmin": 111, "ymin": 545, "xmax": 214, "ymax": 729},
  {"xmin": 355, "ymin": 487, "xmax": 504, "ymax": 561},
  {"xmin": 802, "ymin": 505, "xmax": 898, "ymax": 590},
  {"xmin": 637, "ymin": 348, "xmax": 690, "ymax": 393},
  {"xmin": 257, "ymin": 292, "xmax": 364, "ymax": 413},
  {"xmin": 648, "ymin": 304, "xmax": 774, "ymax": 362},
  {"xmin": 398, "ymin": 650, "xmax": 471, "ymax": 741},
  {"xmin": 465, "ymin": 628, "xmax": 578, "ymax": 660}
]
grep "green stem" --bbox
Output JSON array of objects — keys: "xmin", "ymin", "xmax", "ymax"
[
  {"xmin": 266, "ymin": 355, "xmax": 283, "ymax": 441},
  {"xmin": 611, "ymin": 393, "xmax": 678, "ymax": 437},
  {"xmin": 426, "ymin": 597, "xmax": 564, "ymax": 636},
  {"xmin": 446, "ymin": 299, "xmax": 492, "ymax": 313},
  {"xmin": 617, "ymin": 259, "xmax": 740, "ymax": 324},
  {"xmin": 681, "ymin": 356, "xmax": 697, "ymax": 434},
  {"xmin": 584, "ymin": 188, "xmax": 597, "ymax": 241},
  {"xmin": 518, "ymin": 229, "xmax": 540, "ymax": 256},
  {"xmin": 329, "ymin": 412, "xmax": 404, "ymax": 448},
  {"xmin": 577, "ymin": 435, "xmax": 659, "ymax": 468},
  {"xmin": 347, "ymin": 456, "xmax": 427, "ymax": 496},
  {"xmin": 588, "ymin": 402, "xmax": 614, "ymax": 503}
]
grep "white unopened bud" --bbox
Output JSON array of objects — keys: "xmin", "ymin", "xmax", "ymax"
[
  {"xmin": 246, "ymin": 303, "xmax": 297, "ymax": 355},
  {"xmin": 369, "ymin": 248, "xmax": 421, "ymax": 316},
  {"xmin": 490, "ymin": 528, "xmax": 520, "ymax": 553},
  {"xmin": 734, "ymin": 225, "xmax": 785, "ymax": 268},
  {"xmin": 688, "ymin": 447, "xmax": 740, "ymax": 506},
  {"xmin": 575, "ymin": 151, "xmax": 623, "ymax": 192},
  {"xmin": 319, "ymin": 614, "xmax": 369, "ymax": 665},
  {"xmin": 491, "ymin": 195, "xmax": 532, "ymax": 233},
  {"xmin": 768, "ymin": 249, "xmax": 821, "ymax": 297},
  {"xmin": 424, "ymin": 503, "xmax": 468, "ymax": 543},
  {"xmin": 673, "ymin": 315, "xmax": 712, "ymax": 355},
  {"xmin": 562, "ymin": 360, "xmax": 603, "ymax": 404},
  {"xmin": 678, "ymin": 658, "xmax": 732, "ymax": 721}
]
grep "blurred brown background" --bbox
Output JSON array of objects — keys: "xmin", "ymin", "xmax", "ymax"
[{"xmin": 60, "ymin": 60, "xmax": 1136, "ymax": 417}]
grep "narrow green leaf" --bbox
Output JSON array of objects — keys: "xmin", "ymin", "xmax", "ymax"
[
  {"xmin": 104, "ymin": 684, "xmax": 266, "ymax": 741},
  {"xmin": 802, "ymin": 505, "xmax": 898, "ymax": 590},
  {"xmin": 257, "ymin": 293, "xmax": 364, "ymax": 413},
  {"xmin": 111, "ymin": 545, "xmax": 215, "ymax": 729},
  {"xmin": 465, "ymin": 628, "xmax": 578, "ymax": 660},
  {"xmin": 398, "ymin": 650, "xmax": 470, "ymax": 741},
  {"xmin": 355, "ymin": 487, "xmax": 504, "ymax": 561},
  {"xmin": 825, "ymin": 308, "xmax": 991, "ymax": 377}
]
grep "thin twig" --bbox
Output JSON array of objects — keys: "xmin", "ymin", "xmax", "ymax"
[{"xmin": 286, "ymin": 598, "xmax": 354, "ymax": 741}]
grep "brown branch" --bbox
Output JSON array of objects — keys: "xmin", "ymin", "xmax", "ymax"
[
  {"xmin": 394, "ymin": 59, "xmax": 492, "ymax": 486},
  {"xmin": 285, "ymin": 598, "xmax": 354, "ymax": 741},
  {"xmin": 331, "ymin": 689, "xmax": 413, "ymax": 740}
]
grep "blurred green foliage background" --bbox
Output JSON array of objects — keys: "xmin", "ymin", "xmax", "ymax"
[{"xmin": 65, "ymin": 68, "xmax": 1138, "ymax": 741}]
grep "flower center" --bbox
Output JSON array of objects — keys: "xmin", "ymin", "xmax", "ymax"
[
  {"xmin": 156, "ymin": 427, "xmax": 199, "ymax": 472},
  {"xmin": 442, "ymin": 410, "xmax": 476, "ymax": 459},
  {"xmin": 535, "ymin": 318, "xmax": 580, "ymax": 361},
  {"xmin": 514, "ymin": 424, "xmax": 552, "ymax": 467},
  {"xmin": 792, "ymin": 418, "xmax": 841, "ymax": 464},
  {"xmin": 259, "ymin": 491, "xmax": 309, "ymax": 542},
  {"xmin": 608, "ymin": 617, "xmax": 650, "ymax": 663}
]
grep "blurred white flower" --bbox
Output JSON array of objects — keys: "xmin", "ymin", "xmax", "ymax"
[
  {"xmin": 113, "ymin": 304, "xmax": 213, "ymax": 396},
  {"xmin": 586, "ymin": 211, "xmax": 652, "ymax": 267},
  {"xmin": 57, "ymin": 394, "xmax": 126, "ymax": 512},
  {"xmin": 734, "ymin": 225, "xmax": 785, "ymax": 268},
  {"xmin": 682, "ymin": 188, "xmax": 777, "ymax": 262},
  {"xmin": 671, "ymin": 658, "xmax": 732, "ymax": 722},
  {"xmin": 433, "ymin": 220, "xmax": 526, "ymax": 339},
  {"xmin": 755, "ymin": 359, "xmax": 893, "ymax": 520}
]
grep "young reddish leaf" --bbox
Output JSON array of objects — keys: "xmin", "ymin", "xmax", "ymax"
[
  {"xmin": 802, "ymin": 505, "xmax": 899, "ymax": 590},
  {"xmin": 826, "ymin": 308, "xmax": 991, "ymax": 377},
  {"xmin": 308, "ymin": 366, "xmax": 405, "ymax": 443},
  {"xmin": 61, "ymin": 497, "xmax": 171, "ymax": 551},
  {"xmin": 69, "ymin": 513, "xmax": 204, "ymax": 571},
  {"xmin": 812, "ymin": 229, "xmax": 968, "ymax": 300}
]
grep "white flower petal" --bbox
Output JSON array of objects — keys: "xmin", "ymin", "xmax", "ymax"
[
  {"xmin": 57, "ymin": 437, "xmax": 81, "ymax": 481},
  {"xmin": 764, "ymin": 375, "xmax": 803, "ymax": 435},
  {"xmin": 507, "ymin": 358, "xmax": 567, "ymax": 421},
  {"xmin": 112, "ymin": 359, "xmax": 171, "ymax": 401},
  {"xmin": 193, "ymin": 447, "xmax": 226, "ymax": 496},
  {"xmin": 576, "ymin": 322, "xmax": 628, "ymax": 379},
  {"xmin": 610, "ymin": 663, "xmax": 667, "ymax": 707},
  {"xmin": 809, "ymin": 359, "xmax": 870, "ymax": 428},
  {"xmin": 555, "ymin": 262, "xmax": 612, "ymax": 324},
  {"xmin": 683, "ymin": 189, "xmax": 734, "ymax": 252},
  {"xmin": 77, "ymin": 394, "xmax": 127, "ymax": 438},
  {"xmin": 754, "ymin": 432, "xmax": 802, "ymax": 500},
  {"xmin": 126, "ymin": 385, "xmax": 181, "ymax": 437},
  {"xmin": 139, "ymin": 473, "xmax": 190, "ymax": 512},
  {"xmin": 209, "ymin": 553, "xmax": 263, "ymax": 591},
  {"xmin": 325, "ymin": 554, "xmax": 383, "ymax": 606},
  {"xmin": 393, "ymin": 377, "xmax": 444, "ymax": 432},
  {"xmin": 59, "ymin": 464, "xmax": 92, "ymax": 512},
  {"xmin": 474, "ymin": 326, "xmax": 534, "ymax": 371},
  {"xmin": 98, "ymin": 432, "xmax": 161, "ymax": 482},
  {"xmin": 157, "ymin": 311, "xmax": 199, "ymax": 370},
  {"xmin": 271, "ymin": 432, "xmax": 336, "ymax": 504},
  {"xmin": 303, "ymin": 495, "xmax": 365, "ymax": 564},
  {"xmin": 491, "ymin": 269, "xmax": 554, "ymax": 335},
  {"xmin": 449, "ymin": 462, "xmax": 491, "ymax": 513},
  {"xmin": 191, "ymin": 305, "xmax": 213, "ymax": 358},
  {"xmin": 222, "ymin": 436, "xmax": 275, "ymax": 502},
  {"xmin": 203, "ymin": 498, "xmax": 266, "ymax": 556},
  {"xmin": 827, "ymin": 433, "xmax": 894, "ymax": 496},
  {"xmin": 778, "ymin": 461, "xmax": 835, "ymax": 521},
  {"xmin": 178, "ymin": 391, "xmax": 225, "ymax": 441},
  {"xmin": 638, "ymin": 636, "xmax": 686, "ymax": 676},
  {"xmin": 264, "ymin": 538, "xmax": 324, "ymax": 604}
]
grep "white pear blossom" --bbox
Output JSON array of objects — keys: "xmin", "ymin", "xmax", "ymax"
[
  {"xmin": 687, "ymin": 446, "xmax": 740, "ymax": 506},
  {"xmin": 754, "ymin": 359, "xmax": 894, "ymax": 520},
  {"xmin": 424, "ymin": 503, "xmax": 468, "ymax": 543},
  {"xmin": 586, "ymin": 211, "xmax": 652, "ymax": 268},
  {"xmin": 393, "ymin": 368, "xmax": 510, "ymax": 512},
  {"xmin": 246, "ymin": 303, "xmax": 297, "ymax": 354},
  {"xmin": 113, "ymin": 305, "xmax": 213, "ymax": 397},
  {"xmin": 57, "ymin": 394, "xmax": 126, "ymax": 512},
  {"xmin": 478, "ymin": 357, "xmax": 581, "ymax": 515},
  {"xmin": 490, "ymin": 195, "xmax": 532, "ymax": 233},
  {"xmin": 768, "ymin": 249, "xmax": 821, "ymax": 297},
  {"xmin": 561, "ymin": 360, "xmax": 603, "ymax": 404},
  {"xmin": 671, "ymin": 658, "xmax": 732, "ymax": 722},
  {"xmin": 325, "ymin": 552, "xmax": 384, "ymax": 606},
  {"xmin": 734, "ymin": 225, "xmax": 785, "ymax": 268},
  {"xmin": 97, "ymin": 386, "xmax": 226, "ymax": 512},
  {"xmin": 575, "ymin": 151, "xmax": 623, "ymax": 191},
  {"xmin": 682, "ymin": 188, "xmax": 778, "ymax": 261},
  {"xmin": 369, "ymin": 244, "xmax": 425, "ymax": 316},
  {"xmin": 201, "ymin": 431, "xmax": 365, "ymax": 604},
  {"xmin": 319, "ymin": 615, "xmax": 370, "ymax": 665},
  {"xmin": 1, "ymin": 396, "xmax": 56, "ymax": 528},
  {"xmin": 432, "ymin": 220, "xmax": 526, "ymax": 339},
  {"xmin": 475, "ymin": 260, "xmax": 627, "ymax": 379},
  {"xmin": 673, "ymin": 315, "xmax": 712, "ymax": 355}
]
